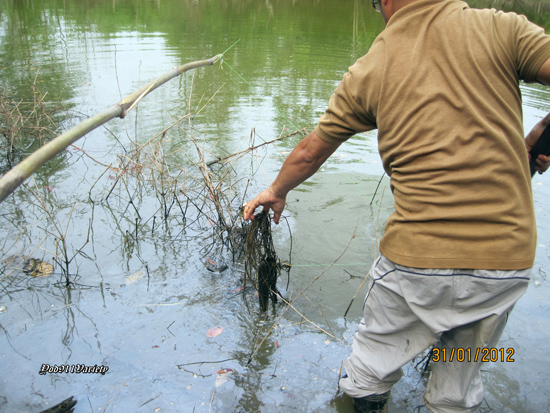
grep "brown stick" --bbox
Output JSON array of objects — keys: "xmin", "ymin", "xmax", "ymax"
[{"xmin": 207, "ymin": 129, "xmax": 306, "ymax": 166}]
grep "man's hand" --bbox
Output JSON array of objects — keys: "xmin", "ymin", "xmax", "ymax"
[
  {"xmin": 525, "ymin": 112, "xmax": 550, "ymax": 174},
  {"xmin": 243, "ymin": 187, "xmax": 286, "ymax": 224}
]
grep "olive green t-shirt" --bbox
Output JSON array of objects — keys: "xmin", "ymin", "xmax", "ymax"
[{"xmin": 315, "ymin": 0, "xmax": 550, "ymax": 269}]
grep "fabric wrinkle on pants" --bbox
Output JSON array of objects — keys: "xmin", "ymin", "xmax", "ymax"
[{"xmin": 339, "ymin": 254, "xmax": 530, "ymax": 412}]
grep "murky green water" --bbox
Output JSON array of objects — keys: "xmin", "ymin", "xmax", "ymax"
[{"xmin": 1, "ymin": 0, "xmax": 550, "ymax": 411}]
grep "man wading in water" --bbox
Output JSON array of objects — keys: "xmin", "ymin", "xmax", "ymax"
[{"xmin": 244, "ymin": 0, "xmax": 550, "ymax": 411}]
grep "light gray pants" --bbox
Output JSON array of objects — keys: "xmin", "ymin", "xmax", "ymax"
[{"xmin": 339, "ymin": 254, "xmax": 530, "ymax": 413}]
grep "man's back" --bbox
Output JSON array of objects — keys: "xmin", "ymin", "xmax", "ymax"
[{"xmin": 315, "ymin": 0, "xmax": 550, "ymax": 270}]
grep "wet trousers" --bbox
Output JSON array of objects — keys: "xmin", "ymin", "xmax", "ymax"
[{"xmin": 339, "ymin": 254, "xmax": 530, "ymax": 413}]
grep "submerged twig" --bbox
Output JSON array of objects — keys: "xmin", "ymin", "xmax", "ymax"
[
  {"xmin": 207, "ymin": 129, "xmax": 306, "ymax": 166},
  {"xmin": 344, "ymin": 186, "xmax": 386, "ymax": 318},
  {"xmin": 370, "ymin": 172, "xmax": 385, "ymax": 205}
]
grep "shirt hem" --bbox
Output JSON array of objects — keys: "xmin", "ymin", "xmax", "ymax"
[
  {"xmin": 313, "ymin": 125, "xmax": 350, "ymax": 144},
  {"xmin": 380, "ymin": 246, "xmax": 534, "ymax": 271}
]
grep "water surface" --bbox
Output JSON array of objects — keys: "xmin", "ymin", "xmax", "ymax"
[{"xmin": 1, "ymin": 1, "xmax": 550, "ymax": 411}]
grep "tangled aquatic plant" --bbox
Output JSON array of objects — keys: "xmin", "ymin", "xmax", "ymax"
[{"xmin": 241, "ymin": 212, "xmax": 290, "ymax": 312}]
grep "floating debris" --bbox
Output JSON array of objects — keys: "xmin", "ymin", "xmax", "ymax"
[
  {"xmin": 215, "ymin": 368, "xmax": 233, "ymax": 374},
  {"xmin": 215, "ymin": 369, "xmax": 233, "ymax": 387},
  {"xmin": 125, "ymin": 270, "xmax": 144, "ymax": 285},
  {"xmin": 203, "ymin": 259, "xmax": 228, "ymax": 273},
  {"xmin": 206, "ymin": 326, "xmax": 223, "ymax": 337},
  {"xmin": 38, "ymin": 395, "xmax": 77, "ymax": 413},
  {"xmin": 0, "ymin": 306, "xmax": 7, "ymax": 313},
  {"xmin": 23, "ymin": 258, "xmax": 54, "ymax": 277}
]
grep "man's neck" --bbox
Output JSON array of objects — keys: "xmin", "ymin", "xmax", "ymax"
[{"xmin": 383, "ymin": 0, "xmax": 424, "ymax": 24}]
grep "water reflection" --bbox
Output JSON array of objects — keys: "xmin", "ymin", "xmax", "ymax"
[
  {"xmin": 468, "ymin": 0, "xmax": 550, "ymax": 27},
  {"xmin": 1, "ymin": 0, "xmax": 550, "ymax": 412}
]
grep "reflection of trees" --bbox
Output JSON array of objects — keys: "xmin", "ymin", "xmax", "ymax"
[
  {"xmin": 160, "ymin": 0, "xmax": 384, "ymax": 147},
  {"xmin": 0, "ymin": 0, "xmax": 382, "ymax": 161},
  {"xmin": 0, "ymin": 1, "xmax": 77, "ymax": 104},
  {"xmin": 2, "ymin": 0, "xmax": 548, "ymax": 147},
  {"xmin": 521, "ymin": 82, "xmax": 550, "ymax": 113},
  {"xmin": 0, "ymin": 1, "xmax": 80, "ymax": 188},
  {"xmin": 467, "ymin": 0, "xmax": 550, "ymax": 27},
  {"xmin": 229, "ymin": 313, "xmax": 278, "ymax": 412},
  {"xmin": 45, "ymin": 0, "xmax": 385, "ymax": 143}
]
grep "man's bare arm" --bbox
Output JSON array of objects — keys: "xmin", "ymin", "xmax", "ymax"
[
  {"xmin": 537, "ymin": 57, "xmax": 550, "ymax": 86},
  {"xmin": 526, "ymin": 57, "xmax": 550, "ymax": 174},
  {"xmin": 243, "ymin": 130, "xmax": 341, "ymax": 223}
]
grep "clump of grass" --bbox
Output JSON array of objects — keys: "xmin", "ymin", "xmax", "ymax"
[{"xmin": 0, "ymin": 82, "xmax": 70, "ymax": 174}]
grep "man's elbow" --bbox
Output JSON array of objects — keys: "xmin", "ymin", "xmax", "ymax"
[
  {"xmin": 297, "ymin": 131, "xmax": 341, "ymax": 165},
  {"xmin": 296, "ymin": 145, "xmax": 321, "ymax": 165}
]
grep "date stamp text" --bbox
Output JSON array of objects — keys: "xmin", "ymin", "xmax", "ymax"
[{"xmin": 431, "ymin": 347, "xmax": 515, "ymax": 362}]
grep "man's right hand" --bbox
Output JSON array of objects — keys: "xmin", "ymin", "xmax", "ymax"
[
  {"xmin": 243, "ymin": 187, "xmax": 286, "ymax": 224},
  {"xmin": 525, "ymin": 112, "xmax": 550, "ymax": 175}
]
